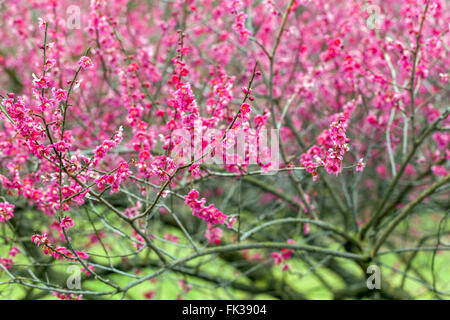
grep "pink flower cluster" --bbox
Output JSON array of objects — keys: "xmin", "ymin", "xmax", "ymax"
[
  {"xmin": 1, "ymin": 95, "xmax": 44, "ymax": 145},
  {"xmin": 0, "ymin": 201, "xmax": 14, "ymax": 222},
  {"xmin": 205, "ymin": 224, "xmax": 223, "ymax": 245},
  {"xmin": 0, "ymin": 246, "xmax": 20, "ymax": 271},
  {"xmin": 52, "ymin": 292, "xmax": 83, "ymax": 300},
  {"xmin": 78, "ymin": 56, "xmax": 94, "ymax": 70},
  {"xmin": 31, "ymin": 233, "xmax": 89, "ymax": 262},
  {"xmin": 60, "ymin": 216, "xmax": 74, "ymax": 229},
  {"xmin": 143, "ymin": 290, "xmax": 156, "ymax": 299},
  {"xmin": 164, "ymin": 232, "xmax": 179, "ymax": 243},
  {"xmin": 184, "ymin": 189, "xmax": 228, "ymax": 225},
  {"xmin": 0, "ymin": 257, "xmax": 14, "ymax": 270},
  {"xmin": 52, "ymin": 88, "xmax": 68, "ymax": 102},
  {"xmin": 95, "ymin": 161, "xmax": 132, "ymax": 193},
  {"xmin": 93, "ymin": 126, "xmax": 124, "ymax": 164},
  {"xmin": 271, "ymin": 239, "xmax": 296, "ymax": 271},
  {"xmin": 300, "ymin": 99, "xmax": 358, "ymax": 181},
  {"xmin": 229, "ymin": 0, "xmax": 251, "ymax": 43},
  {"xmin": 184, "ymin": 189, "xmax": 235, "ymax": 245}
]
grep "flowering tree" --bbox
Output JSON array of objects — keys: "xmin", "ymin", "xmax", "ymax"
[{"xmin": 0, "ymin": 0, "xmax": 449, "ymax": 300}]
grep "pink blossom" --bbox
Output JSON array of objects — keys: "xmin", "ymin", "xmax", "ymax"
[
  {"xmin": 143, "ymin": 290, "xmax": 156, "ymax": 299},
  {"xmin": 240, "ymin": 103, "xmax": 251, "ymax": 115},
  {"xmin": 60, "ymin": 216, "xmax": 74, "ymax": 229},
  {"xmin": 356, "ymin": 158, "xmax": 366, "ymax": 172},
  {"xmin": 78, "ymin": 56, "xmax": 94, "ymax": 69},
  {"xmin": 304, "ymin": 223, "xmax": 310, "ymax": 235},
  {"xmin": 44, "ymin": 59, "xmax": 56, "ymax": 71},
  {"xmin": 0, "ymin": 202, "xmax": 14, "ymax": 222},
  {"xmin": 205, "ymin": 224, "xmax": 223, "ymax": 245},
  {"xmin": 52, "ymin": 88, "xmax": 68, "ymax": 102},
  {"xmin": 0, "ymin": 257, "xmax": 14, "ymax": 270},
  {"xmin": 431, "ymin": 165, "xmax": 448, "ymax": 177},
  {"xmin": 38, "ymin": 17, "xmax": 47, "ymax": 30},
  {"xmin": 32, "ymin": 74, "xmax": 50, "ymax": 89}
]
